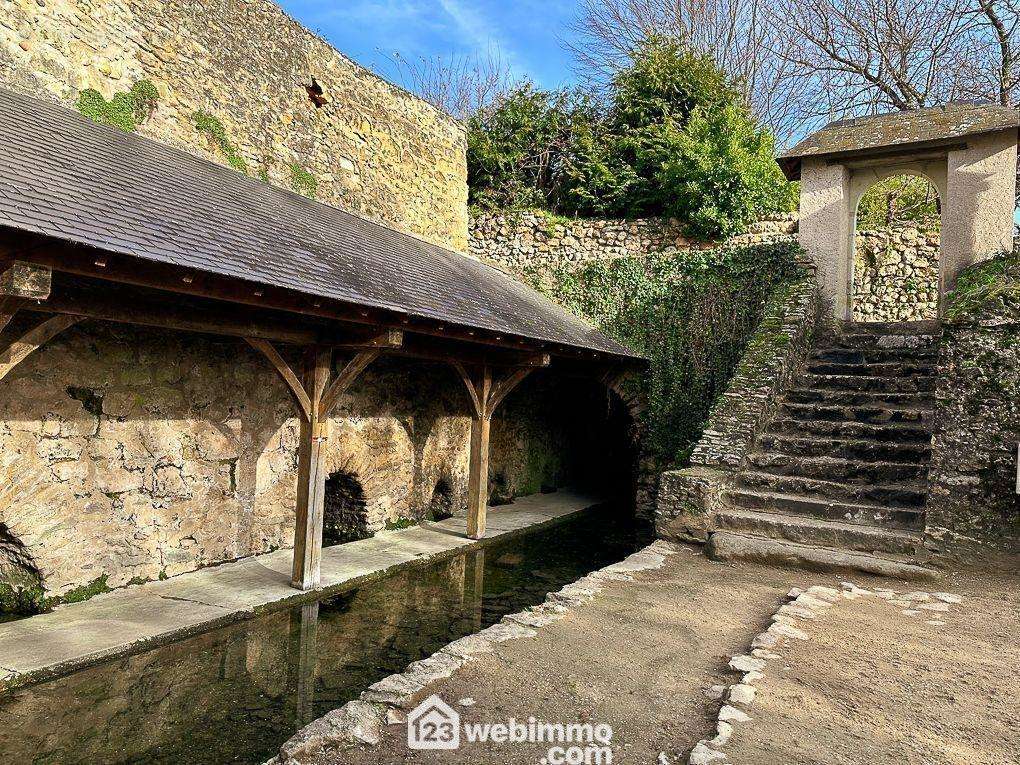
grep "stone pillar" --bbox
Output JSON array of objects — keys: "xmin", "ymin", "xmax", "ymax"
[
  {"xmin": 798, "ymin": 158, "xmax": 853, "ymax": 321},
  {"xmin": 942, "ymin": 130, "xmax": 1018, "ymax": 296}
]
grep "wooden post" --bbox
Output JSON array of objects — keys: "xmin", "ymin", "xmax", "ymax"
[
  {"xmin": 453, "ymin": 362, "xmax": 544, "ymax": 540},
  {"xmin": 465, "ymin": 366, "xmax": 491, "ymax": 538},
  {"xmin": 292, "ymin": 347, "xmax": 331, "ymax": 591},
  {"xmin": 295, "ymin": 601, "xmax": 320, "ymax": 725},
  {"xmin": 247, "ymin": 340, "xmax": 388, "ymax": 591}
]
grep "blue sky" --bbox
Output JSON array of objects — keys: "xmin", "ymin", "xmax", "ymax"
[{"xmin": 277, "ymin": 0, "xmax": 583, "ymax": 91}]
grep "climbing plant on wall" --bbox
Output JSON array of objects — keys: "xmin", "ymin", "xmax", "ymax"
[
  {"xmin": 525, "ymin": 240, "xmax": 803, "ymax": 467},
  {"xmin": 75, "ymin": 79, "xmax": 159, "ymax": 132}
]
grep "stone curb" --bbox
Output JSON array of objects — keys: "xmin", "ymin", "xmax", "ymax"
[
  {"xmin": 269, "ymin": 539, "xmax": 679, "ymax": 765},
  {"xmin": 688, "ymin": 581, "xmax": 964, "ymax": 765}
]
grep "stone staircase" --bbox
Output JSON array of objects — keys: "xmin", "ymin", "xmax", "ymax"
[{"xmin": 711, "ymin": 323, "xmax": 938, "ymax": 572}]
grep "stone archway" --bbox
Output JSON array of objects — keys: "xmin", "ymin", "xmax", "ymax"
[
  {"xmin": 850, "ymin": 170, "xmax": 943, "ymax": 322},
  {"xmin": 785, "ymin": 105, "xmax": 1018, "ymax": 325}
]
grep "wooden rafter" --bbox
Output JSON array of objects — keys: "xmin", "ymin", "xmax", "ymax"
[
  {"xmin": 0, "ymin": 315, "xmax": 81, "ymax": 384},
  {"xmin": 245, "ymin": 338, "xmax": 313, "ymax": 421},
  {"xmin": 319, "ymin": 350, "xmax": 381, "ymax": 418}
]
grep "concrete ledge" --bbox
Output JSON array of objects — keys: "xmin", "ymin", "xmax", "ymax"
[{"xmin": 0, "ymin": 490, "xmax": 603, "ymax": 694}]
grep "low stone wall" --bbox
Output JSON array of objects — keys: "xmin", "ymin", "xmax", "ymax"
[
  {"xmin": 0, "ymin": 321, "xmax": 623, "ymax": 600},
  {"xmin": 655, "ymin": 265, "xmax": 820, "ymax": 542},
  {"xmin": 852, "ymin": 228, "xmax": 940, "ymax": 322},
  {"xmin": 928, "ymin": 303, "xmax": 1020, "ymax": 551},
  {"xmin": 469, "ymin": 212, "xmax": 798, "ymax": 274}
]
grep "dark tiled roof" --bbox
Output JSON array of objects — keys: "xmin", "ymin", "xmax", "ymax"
[
  {"xmin": 779, "ymin": 103, "xmax": 1020, "ymax": 179},
  {"xmin": 0, "ymin": 88, "xmax": 640, "ymax": 359}
]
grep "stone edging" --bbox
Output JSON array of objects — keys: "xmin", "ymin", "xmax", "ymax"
[
  {"xmin": 269, "ymin": 539, "xmax": 679, "ymax": 765},
  {"xmin": 689, "ymin": 582, "xmax": 964, "ymax": 764}
]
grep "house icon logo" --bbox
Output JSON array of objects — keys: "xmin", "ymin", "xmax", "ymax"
[{"xmin": 407, "ymin": 694, "xmax": 461, "ymax": 750}]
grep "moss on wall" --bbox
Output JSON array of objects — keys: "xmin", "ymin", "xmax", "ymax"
[
  {"xmin": 192, "ymin": 111, "xmax": 248, "ymax": 172},
  {"xmin": 75, "ymin": 80, "xmax": 159, "ymax": 132}
]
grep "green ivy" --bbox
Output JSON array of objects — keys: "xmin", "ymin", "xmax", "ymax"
[
  {"xmin": 75, "ymin": 79, "xmax": 160, "ymax": 132},
  {"xmin": 526, "ymin": 240, "xmax": 803, "ymax": 467},
  {"xmin": 945, "ymin": 251, "xmax": 1020, "ymax": 322},
  {"xmin": 289, "ymin": 163, "xmax": 318, "ymax": 197},
  {"xmin": 192, "ymin": 110, "xmax": 248, "ymax": 172}
]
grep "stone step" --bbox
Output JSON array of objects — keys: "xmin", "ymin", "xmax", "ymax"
[
  {"xmin": 714, "ymin": 508, "xmax": 923, "ymax": 555},
  {"xmin": 796, "ymin": 372, "xmax": 935, "ymax": 393},
  {"xmin": 757, "ymin": 434, "xmax": 931, "ymax": 463},
  {"xmin": 746, "ymin": 452, "xmax": 927, "ymax": 483},
  {"xmin": 805, "ymin": 361, "xmax": 935, "ymax": 377},
  {"xmin": 735, "ymin": 471, "xmax": 928, "ymax": 508},
  {"xmin": 705, "ymin": 531, "xmax": 935, "ymax": 581},
  {"xmin": 779, "ymin": 402, "xmax": 932, "ymax": 426},
  {"xmin": 767, "ymin": 417, "xmax": 933, "ymax": 443},
  {"xmin": 784, "ymin": 387, "xmax": 933, "ymax": 408},
  {"xmin": 723, "ymin": 488, "xmax": 925, "ymax": 529},
  {"xmin": 811, "ymin": 347, "xmax": 938, "ymax": 365}
]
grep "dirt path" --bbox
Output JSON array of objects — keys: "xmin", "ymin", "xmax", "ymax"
[
  {"xmin": 725, "ymin": 559, "xmax": 1020, "ymax": 765},
  {"xmin": 297, "ymin": 547, "xmax": 1018, "ymax": 765}
]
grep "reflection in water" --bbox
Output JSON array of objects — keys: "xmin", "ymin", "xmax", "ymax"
[{"xmin": 0, "ymin": 503, "xmax": 649, "ymax": 765}]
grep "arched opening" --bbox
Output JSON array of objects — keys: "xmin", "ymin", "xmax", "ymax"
[
  {"xmin": 1, "ymin": 523, "xmax": 43, "ymax": 616},
  {"xmin": 322, "ymin": 470, "xmax": 369, "ymax": 546},
  {"xmin": 487, "ymin": 374, "xmax": 640, "ymax": 514},
  {"xmin": 427, "ymin": 479, "xmax": 454, "ymax": 520},
  {"xmin": 852, "ymin": 173, "xmax": 941, "ymax": 322}
]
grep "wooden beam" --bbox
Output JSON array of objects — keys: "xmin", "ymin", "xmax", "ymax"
[
  {"xmin": 40, "ymin": 277, "xmax": 406, "ymax": 348},
  {"xmin": 319, "ymin": 349, "xmax": 381, "ymax": 418},
  {"xmin": 0, "ymin": 315, "xmax": 81, "ymax": 384},
  {"xmin": 2, "ymin": 235, "xmax": 591, "ymax": 359},
  {"xmin": 245, "ymin": 338, "xmax": 313, "ymax": 421},
  {"xmin": 0, "ymin": 261, "xmax": 51, "ymax": 300},
  {"xmin": 292, "ymin": 347, "xmax": 331, "ymax": 591},
  {"xmin": 0, "ymin": 295, "xmax": 21, "ymax": 335}
]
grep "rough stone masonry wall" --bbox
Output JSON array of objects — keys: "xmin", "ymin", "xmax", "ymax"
[
  {"xmin": 0, "ymin": 322, "xmax": 596, "ymax": 598},
  {"xmin": 852, "ymin": 227, "xmax": 940, "ymax": 322},
  {"xmin": 0, "ymin": 0, "xmax": 468, "ymax": 250},
  {"xmin": 928, "ymin": 307, "xmax": 1020, "ymax": 551},
  {"xmin": 655, "ymin": 265, "xmax": 820, "ymax": 543},
  {"xmin": 469, "ymin": 212, "xmax": 798, "ymax": 273}
]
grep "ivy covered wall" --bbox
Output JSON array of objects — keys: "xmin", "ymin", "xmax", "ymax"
[
  {"xmin": 929, "ymin": 252, "xmax": 1020, "ymax": 551},
  {"xmin": 524, "ymin": 240, "xmax": 804, "ymax": 470}
]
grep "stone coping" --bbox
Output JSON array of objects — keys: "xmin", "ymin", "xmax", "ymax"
[{"xmin": 0, "ymin": 491, "xmax": 603, "ymax": 694}]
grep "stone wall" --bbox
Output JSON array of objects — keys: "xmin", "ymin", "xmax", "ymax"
[
  {"xmin": 0, "ymin": 0, "xmax": 468, "ymax": 250},
  {"xmin": 655, "ymin": 266, "xmax": 820, "ymax": 542},
  {"xmin": 0, "ymin": 321, "xmax": 621, "ymax": 599},
  {"xmin": 928, "ymin": 303, "xmax": 1020, "ymax": 552},
  {"xmin": 853, "ymin": 227, "xmax": 940, "ymax": 322},
  {"xmin": 469, "ymin": 212, "xmax": 798, "ymax": 274}
]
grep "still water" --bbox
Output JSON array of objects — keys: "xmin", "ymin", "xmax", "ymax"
[{"xmin": 0, "ymin": 503, "xmax": 649, "ymax": 765}]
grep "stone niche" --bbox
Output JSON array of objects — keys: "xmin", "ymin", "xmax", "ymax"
[
  {"xmin": 0, "ymin": 0, "xmax": 468, "ymax": 251},
  {"xmin": 0, "ymin": 322, "xmax": 635, "ymax": 599}
]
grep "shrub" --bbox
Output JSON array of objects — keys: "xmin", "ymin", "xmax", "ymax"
[{"xmin": 466, "ymin": 38, "xmax": 795, "ymax": 238}]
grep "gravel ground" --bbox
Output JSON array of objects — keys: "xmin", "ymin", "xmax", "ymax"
[
  {"xmin": 294, "ymin": 543, "xmax": 1018, "ymax": 765},
  {"xmin": 724, "ymin": 556, "xmax": 1020, "ymax": 765}
]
